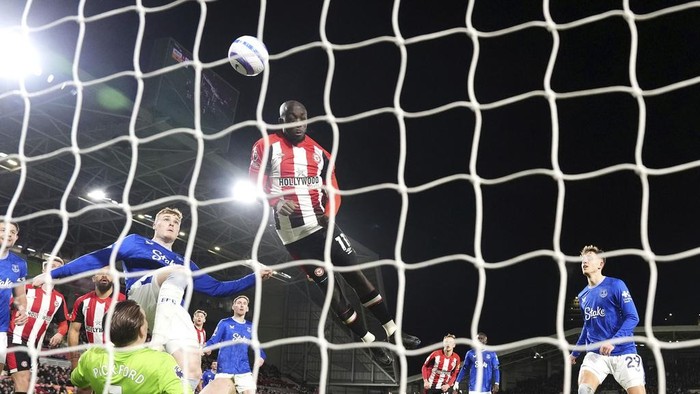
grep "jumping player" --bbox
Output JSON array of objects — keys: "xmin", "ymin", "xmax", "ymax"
[
  {"xmin": 34, "ymin": 207, "xmax": 273, "ymax": 391},
  {"xmin": 249, "ymin": 100, "xmax": 420, "ymax": 366}
]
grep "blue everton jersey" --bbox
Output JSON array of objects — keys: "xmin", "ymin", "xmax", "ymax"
[
  {"xmin": 201, "ymin": 368, "xmax": 215, "ymax": 388},
  {"xmin": 456, "ymin": 349, "xmax": 500, "ymax": 391},
  {"xmin": 205, "ymin": 317, "xmax": 266, "ymax": 374},
  {"xmin": 574, "ymin": 276, "xmax": 639, "ymax": 356},
  {"xmin": 50, "ymin": 234, "xmax": 256, "ymax": 296},
  {"xmin": 0, "ymin": 252, "xmax": 27, "ymax": 331}
]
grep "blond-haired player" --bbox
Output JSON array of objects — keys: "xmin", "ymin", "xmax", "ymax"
[{"xmin": 35, "ymin": 208, "xmax": 273, "ymax": 391}]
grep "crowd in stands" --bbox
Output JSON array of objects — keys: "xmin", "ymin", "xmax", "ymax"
[
  {"xmin": 247, "ymin": 363, "xmax": 313, "ymax": 393},
  {"xmin": 0, "ymin": 363, "xmax": 73, "ymax": 393}
]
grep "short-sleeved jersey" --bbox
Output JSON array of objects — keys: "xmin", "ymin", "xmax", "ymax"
[
  {"xmin": 421, "ymin": 350, "xmax": 461, "ymax": 389},
  {"xmin": 573, "ymin": 276, "xmax": 639, "ymax": 357},
  {"xmin": 205, "ymin": 317, "xmax": 266, "ymax": 374},
  {"xmin": 9, "ymin": 285, "xmax": 68, "ymax": 346},
  {"xmin": 201, "ymin": 368, "xmax": 215, "ymax": 388},
  {"xmin": 70, "ymin": 291, "xmax": 126, "ymax": 344},
  {"xmin": 195, "ymin": 327, "xmax": 206, "ymax": 346},
  {"xmin": 0, "ymin": 252, "xmax": 27, "ymax": 331},
  {"xmin": 456, "ymin": 350, "xmax": 500, "ymax": 392},
  {"xmin": 249, "ymin": 132, "xmax": 339, "ymax": 244},
  {"xmin": 50, "ymin": 234, "xmax": 255, "ymax": 297},
  {"xmin": 71, "ymin": 347, "xmax": 192, "ymax": 394}
]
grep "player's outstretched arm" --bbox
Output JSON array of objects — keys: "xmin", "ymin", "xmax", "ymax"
[
  {"xmin": 189, "ymin": 261, "xmax": 271, "ymax": 297},
  {"xmin": 34, "ymin": 246, "xmax": 121, "ymax": 288}
]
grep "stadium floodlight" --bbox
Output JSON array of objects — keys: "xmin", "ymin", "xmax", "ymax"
[
  {"xmin": 0, "ymin": 152, "xmax": 20, "ymax": 171},
  {"xmin": 86, "ymin": 189, "xmax": 107, "ymax": 200},
  {"xmin": 0, "ymin": 30, "xmax": 42, "ymax": 80},
  {"xmin": 232, "ymin": 180, "xmax": 260, "ymax": 204}
]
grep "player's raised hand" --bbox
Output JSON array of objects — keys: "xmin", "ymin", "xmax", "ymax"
[{"xmin": 275, "ymin": 200, "xmax": 297, "ymax": 216}]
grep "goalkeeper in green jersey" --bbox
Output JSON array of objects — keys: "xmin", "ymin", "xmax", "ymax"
[{"xmin": 71, "ymin": 300, "xmax": 192, "ymax": 394}]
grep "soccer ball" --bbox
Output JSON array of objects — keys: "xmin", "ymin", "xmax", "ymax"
[{"xmin": 228, "ymin": 35, "xmax": 268, "ymax": 76}]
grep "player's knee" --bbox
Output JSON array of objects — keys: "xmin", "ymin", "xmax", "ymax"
[
  {"xmin": 163, "ymin": 268, "xmax": 189, "ymax": 289},
  {"xmin": 578, "ymin": 383, "xmax": 595, "ymax": 394}
]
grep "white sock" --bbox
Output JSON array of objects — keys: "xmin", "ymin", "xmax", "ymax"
[
  {"xmin": 383, "ymin": 320, "xmax": 397, "ymax": 337},
  {"xmin": 361, "ymin": 332, "xmax": 376, "ymax": 343}
]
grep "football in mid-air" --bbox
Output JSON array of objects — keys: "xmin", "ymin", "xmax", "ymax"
[{"xmin": 228, "ymin": 35, "xmax": 268, "ymax": 76}]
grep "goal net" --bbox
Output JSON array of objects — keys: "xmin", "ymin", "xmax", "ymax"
[{"xmin": 1, "ymin": 1, "xmax": 699, "ymax": 393}]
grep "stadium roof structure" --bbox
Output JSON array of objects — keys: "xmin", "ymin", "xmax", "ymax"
[{"xmin": 0, "ymin": 42, "xmax": 290, "ymax": 278}]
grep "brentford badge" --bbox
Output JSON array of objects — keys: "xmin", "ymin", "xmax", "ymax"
[{"xmin": 314, "ymin": 267, "xmax": 325, "ymax": 277}]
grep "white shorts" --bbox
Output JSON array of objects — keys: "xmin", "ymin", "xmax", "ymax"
[
  {"xmin": 128, "ymin": 275, "xmax": 198, "ymax": 354},
  {"xmin": 216, "ymin": 372, "xmax": 256, "ymax": 393},
  {"xmin": 580, "ymin": 352, "xmax": 646, "ymax": 390},
  {"xmin": 0, "ymin": 334, "xmax": 7, "ymax": 364}
]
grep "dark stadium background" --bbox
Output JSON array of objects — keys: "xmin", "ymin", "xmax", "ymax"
[{"xmin": 1, "ymin": 0, "xmax": 699, "ymax": 391}]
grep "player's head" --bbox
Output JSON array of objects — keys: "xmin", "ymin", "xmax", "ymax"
[
  {"xmin": 278, "ymin": 100, "xmax": 308, "ymax": 144},
  {"xmin": 92, "ymin": 267, "xmax": 114, "ymax": 293},
  {"xmin": 443, "ymin": 333, "xmax": 456, "ymax": 354},
  {"xmin": 192, "ymin": 309, "xmax": 207, "ymax": 326},
  {"xmin": 580, "ymin": 244, "xmax": 605, "ymax": 274},
  {"xmin": 109, "ymin": 300, "xmax": 147, "ymax": 347},
  {"xmin": 42, "ymin": 257, "xmax": 65, "ymax": 273},
  {"xmin": 210, "ymin": 361, "xmax": 217, "ymax": 371},
  {"xmin": 232, "ymin": 295, "xmax": 250, "ymax": 317},
  {"xmin": 476, "ymin": 332, "xmax": 488, "ymax": 345},
  {"xmin": 0, "ymin": 221, "xmax": 19, "ymax": 248},
  {"xmin": 152, "ymin": 207, "xmax": 182, "ymax": 243}
]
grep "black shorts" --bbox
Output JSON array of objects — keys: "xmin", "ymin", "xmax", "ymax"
[
  {"xmin": 6, "ymin": 340, "xmax": 33, "ymax": 373},
  {"xmin": 285, "ymin": 226, "xmax": 358, "ymax": 274}
]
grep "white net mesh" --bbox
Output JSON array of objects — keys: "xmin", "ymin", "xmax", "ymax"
[{"xmin": 1, "ymin": 0, "xmax": 700, "ymax": 393}]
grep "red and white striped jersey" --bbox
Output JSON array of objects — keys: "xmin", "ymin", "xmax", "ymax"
[
  {"xmin": 249, "ymin": 132, "xmax": 341, "ymax": 244},
  {"xmin": 422, "ymin": 350, "xmax": 461, "ymax": 389},
  {"xmin": 195, "ymin": 327, "xmax": 206, "ymax": 346},
  {"xmin": 9, "ymin": 285, "xmax": 68, "ymax": 346},
  {"xmin": 69, "ymin": 291, "xmax": 126, "ymax": 344}
]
